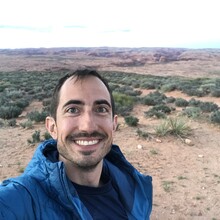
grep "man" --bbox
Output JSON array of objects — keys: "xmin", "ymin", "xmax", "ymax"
[{"xmin": 0, "ymin": 69, "xmax": 152, "ymax": 219}]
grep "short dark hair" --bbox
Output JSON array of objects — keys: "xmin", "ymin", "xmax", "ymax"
[{"xmin": 50, "ymin": 69, "xmax": 115, "ymax": 120}]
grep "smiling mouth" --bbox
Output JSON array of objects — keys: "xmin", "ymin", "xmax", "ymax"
[{"xmin": 75, "ymin": 139, "xmax": 100, "ymax": 146}]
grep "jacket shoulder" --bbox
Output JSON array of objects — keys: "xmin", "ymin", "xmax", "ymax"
[{"xmin": 0, "ymin": 178, "xmax": 35, "ymax": 219}]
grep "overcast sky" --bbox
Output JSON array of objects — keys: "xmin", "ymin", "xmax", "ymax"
[{"xmin": 0, "ymin": 0, "xmax": 220, "ymax": 49}]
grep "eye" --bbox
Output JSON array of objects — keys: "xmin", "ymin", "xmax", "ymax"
[
  {"xmin": 96, "ymin": 106, "xmax": 109, "ymax": 113},
  {"xmin": 66, "ymin": 107, "xmax": 80, "ymax": 114}
]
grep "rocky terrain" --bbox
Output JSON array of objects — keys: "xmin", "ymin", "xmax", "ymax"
[{"xmin": 1, "ymin": 47, "xmax": 220, "ymax": 78}]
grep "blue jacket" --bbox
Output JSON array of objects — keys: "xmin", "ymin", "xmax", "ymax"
[{"xmin": 0, "ymin": 139, "xmax": 152, "ymax": 219}]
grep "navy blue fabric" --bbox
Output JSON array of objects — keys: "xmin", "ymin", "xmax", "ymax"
[
  {"xmin": 0, "ymin": 139, "xmax": 153, "ymax": 219},
  {"xmin": 73, "ymin": 171, "xmax": 128, "ymax": 220}
]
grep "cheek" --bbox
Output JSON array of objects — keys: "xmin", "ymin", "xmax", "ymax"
[{"xmin": 57, "ymin": 118, "xmax": 76, "ymax": 135}]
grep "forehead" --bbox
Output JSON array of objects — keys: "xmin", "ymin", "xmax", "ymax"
[{"xmin": 59, "ymin": 75, "xmax": 111, "ymax": 101}]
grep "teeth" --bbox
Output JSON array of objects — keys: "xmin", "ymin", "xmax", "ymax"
[{"xmin": 76, "ymin": 140, "xmax": 99, "ymax": 146}]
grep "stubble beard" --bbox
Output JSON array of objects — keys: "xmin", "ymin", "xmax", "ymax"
[{"xmin": 58, "ymin": 138, "xmax": 112, "ymax": 172}]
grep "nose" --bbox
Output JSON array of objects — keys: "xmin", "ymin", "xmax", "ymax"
[{"xmin": 79, "ymin": 111, "xmax": 98, "ymax": 133}]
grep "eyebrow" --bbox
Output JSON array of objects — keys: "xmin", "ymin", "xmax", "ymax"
[
  {"xmin": 94, "ymin": 99, "xmax": 111, "ymax": 108},
  {"xmin": 62, "ymin": 99, "xmax": 111, "ymax": 110},
  {"xmin": 62, "ymin": 100, "xmax": 84, "ymax": 110}
]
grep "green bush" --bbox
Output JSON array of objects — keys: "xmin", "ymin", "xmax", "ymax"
[
  {"xmin": 145, "ymin": 110, "xmax": 166, "ymax": 119},
  {"xmin": 152, "ymin": 105, "xmax": 172, "ymax": 114},
  {"xmin": 27, "ymin": 111, "xmax": 48, "ymax": 122},
  {"xmin": 7, "ymin": 119, "xmax": 17, "ymax": 127},
  {"xmin": 20, "ymin": 120, "xmax": 34, "ymax": 129},
  {"xmin": 155, "ymin": 117, "xmax": 192, "ymax": 137},
  {"xmin": 185, "ymin": 89, "xmax": 207, "ymax": 97},
  {"xmin": 145, "ymin": 104, "xmax": 172, "ymax": 119},
  {"xmin": 141, "ymin": 82, "xmax": 156, "ymax": 89},
  {"xmin": 28, "ymin": 130, "xmax": 41, "ymax": 144},
  {"xmin": 182, "ymin": 107, "xmax": 201, "ymax": 119},
  {"xmin": 0, "ymin": 119, "xmax": 5, "ymax": 127},
  {"xmin": 166, "ymin": 96, "xmax": 176, "ymax": 103},
  {"xmin": 136, "ymin": 128, "xmax": 150, "ymax": 139},
  {"xmin": 15, "ymin": 99, "xmax": 29, "ymax": 109},
  {"xmin": 43, "ymin": 131, "xmax": 52, "ymax": 140},
  {"xmin": 161, "ymin": 84, "xmax": 176, "ymax": 92},
  {"xmin": 210, "ymin": 111, "xmax": 220, "ymax": 124},
  {"xmin": 188, "ymin": 98, "xmax": 202, "ymax": 107},
  {"xmin": 210, "ymin": 89, "xmax": 220, "ymax": 97},
  {"xmin": 155, "ymin": 120, "xmax": 170, "ymax": 136},
  {"xmin": 142, "ymin": 91, "xmax": 167, "ymax": 106},
  {"xmin": 113, "ymin": 92, "xmax": 135, "ymax": 116},
  {"xmin": 113, "ymin": 92, "xmax": 134, "ymax": 106},
  {"xmin": 114, "ymin": 85, "xmax": 142, "ymax": 97},
  {"xmin": 175, "ymin": 98, "xmax": 189, "ymax": 107},
  {"xmin": 125, "ymin": 116, "xmax": 139, "ymax": 127},
  {"xmin": 5, "ymin": 90, "xmax": 24, "ymax": 100},
  {"xmin": 0, "ymin": 105, "xmax": 23, "ymax": 119},
  {"xmin": 199, "ymin": 102, "xmax": 219, "ymax": 113}
]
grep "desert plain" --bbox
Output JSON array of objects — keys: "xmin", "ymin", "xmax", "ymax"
[{"xmin": 0, "ymin": 47, "xmax": 220, "ymax": 220}]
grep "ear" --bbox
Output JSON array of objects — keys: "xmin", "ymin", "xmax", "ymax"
[
  {"xmin": 45, "ymin": 116, "xmax": 58, "ymax": 140},
  {"xmin": 113, "ymin": 115, "xmax": 118, "ymax": 131}
]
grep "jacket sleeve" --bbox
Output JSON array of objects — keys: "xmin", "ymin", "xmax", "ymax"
[{"xmin": 0, "ymin": 181, "xmax": 35, "ymax": 219}]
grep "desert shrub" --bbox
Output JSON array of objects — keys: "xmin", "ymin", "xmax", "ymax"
[
  {"xmin": 152, "ymin": 104, "xmax": 172, "ymax": 114},
  {"xmin": 132, "ymin": 82, "xmax": 140, "ymax": 88},
  {"xmin": 116, "ymin": 85, "xmax": 132, "ymax": 93},
  {"xmin": 15, "ymin": 99, "xmax": 29, "ymax": 109},
  {"xmin": 185, "ymin": 88, "xmax": 207, "ymax": 97},
  {"xmin": 109, "ymin": 83, "xmax": 120, "ymax": 91},
  {"xmin": 0, "ymin": 105, "xmax": 23, "ymax": 119},
  {"xmin": 168, "ymin": 117, "xmax": 192, "ymax": 137},
  {"xmin": 125, "ymin": 116, "xmax": 139, "ymax": 127},
  {"xmin": 0, "ymin": 119, "xmax": 5, "ymax": 127},
  {"xmin": 113, "ymin": 92, "xmax": 134, "ymax": 106},
  {"xmin": 210, "ymin": 111, "xmax": 220, "ymax": 124},
  {"xmin": 199, "ymin": 102, "xmax": 219, "ymax": 113},
  {"xmin": 43, "ymin": 131, "xmax": 52, "ymax": 140},
  {"xmin": 175, "ymin": 98, "xmax": 189, "ymax": 107},
  {"xmin": 155, "ymin": 120, "xmax": 170, "ymax": 136},
  {"xmin": 141, "ymin": 82, "xmax": 156, "ymax": 90},
  {"xmin": 7, "ymin": 119, "xmax": 17, "ymax": 127},
  {"xmin": 200, "ymin": 83, "xmax": 216, "ymax": 94},
  {"xmin": 210, "ymin": 88, "xmax": 220, "ymax": 97},
  {"xmin": 136, "ymin": 128, "xmax": 149, "ymax": 139},
  {"xmin": 161, "ymin": 84, "xmax": 176, "ymax": 92},
  {"xmin": 113, "ymin": 92, "xmax": 135, "ymax": 116},
  {"xmin": 27, "ymin": 111, "xmax": 48, "ymax": 122},
  {"xmin": 114, "ymin": 85, "xmax": 141, "ymax": 97},
  {"xmin": 155, "ymin": 117, "xmax": 192, "ymax": 137},
  {"xmin": 0, "ymin": 84, "xmax": 7, "ymax": 92},
  {"xmin": 28, "ymin": 130, "xmax": 41, "ymax": 144},
  {"xmin": 142, "ymin": 96, "xmax": 158, "ymax": 106},
  {"xmin": 142, "ymin": 91, "xmax": 167, "ymax": 106},
  {"xmin": 165, "ymin": 96, "xmax": 176, "ymax": 103},
  {"xmin": 20, "ymin": 120, "xmax": 34, "ymax": 129},
  {"xmin": 182, "ymin": 107, "xmax": 201, "ymax": 119},
  {"xmin": 125, "ymin": 89, "xmax": 142, "ymax": 97},
  {"xmin": 188, "ymin": 98, "xmax": 202, "ymax": 107},
  {"xmin": 34, "ymin": 92, "xmax": 49, "ymax": 101},
  {"xmin": 42, "ymin": 99, "xmax": 51, "ymax": 107},
  {"xmin": 5, "ymin": 90, "xmax": 24, "ymax": 100},
  {"xmin": 144, "ymin": 104, "xmax": 172, "ymax": 119}
]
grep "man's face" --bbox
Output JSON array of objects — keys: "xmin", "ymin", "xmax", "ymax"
[{"xmin": 50, "ymin": 76, "xmax": 117, "ymax": 169}]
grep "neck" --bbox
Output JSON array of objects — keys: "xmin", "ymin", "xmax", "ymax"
[{"xmin": 61, "ymin": 157, "xmax": 103, "ymax": 187}]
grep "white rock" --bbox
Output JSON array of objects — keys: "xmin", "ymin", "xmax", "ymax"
[
  {"xmin": 137, "ymin": 144, "xmax": 143, "ymax": 149},
  {"xmin": 185, "ymin": 138, "xmax": 193, "ymax": 146}
]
